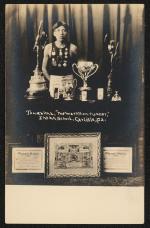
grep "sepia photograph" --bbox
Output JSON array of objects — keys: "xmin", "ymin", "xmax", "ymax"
[
  {"xmin": 5, "ymin": 3, "xmax": 145, "ymax": 224},
  {"xmin": 5, "ymin": 3, "xmax": 144, "ymax": 186}
]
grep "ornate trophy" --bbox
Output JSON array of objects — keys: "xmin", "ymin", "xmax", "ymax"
[
  {"xmin": 25, "ymin": 21, "xmax": 48, "ymax": 99},
  {"xmin": 104, "ymin": 34, "xmax": 121, "ymax": 100},
  {"xmin": 72, "ymin": 61, "xmax": 99, "ymax": 101}
]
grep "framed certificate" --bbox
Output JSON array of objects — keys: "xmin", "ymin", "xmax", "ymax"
[
  {"xmin": 12, "ymin": 147, "xmax": 45, "ymax": 173},
  {"xmin": 103, "ymin": 147, "xmax": 133, "ymax": 173},
  {"xmin": 45, "ymin": 133, "xmax": 101, "ymax": 177}
]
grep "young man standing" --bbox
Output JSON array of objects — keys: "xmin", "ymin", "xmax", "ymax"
[{"xmin": 42, "ymin": 21, "xmax": 78, "ymax": 99}]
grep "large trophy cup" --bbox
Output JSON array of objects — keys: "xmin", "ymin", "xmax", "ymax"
[
  {"xmin": 25, "ymin": 21, "xmax": 48, "ymax": 100},
  {"xmin": 72, "ymin": 61, "xmax": 99, "ymax": 101}
]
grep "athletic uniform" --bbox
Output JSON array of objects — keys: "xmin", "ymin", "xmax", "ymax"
[{"xmin": 47, "ymin": 42, "xmax": 77, "ymax": 98}]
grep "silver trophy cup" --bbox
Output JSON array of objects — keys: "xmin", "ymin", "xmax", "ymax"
[{"xmin": 72, "ymin": 61, "xmax": 99, "ymax": 101}]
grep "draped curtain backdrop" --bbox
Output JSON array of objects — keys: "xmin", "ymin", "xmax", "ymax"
[{"xmin": 5, "ymin": 4, "xmax": 144, "ymax": 135}]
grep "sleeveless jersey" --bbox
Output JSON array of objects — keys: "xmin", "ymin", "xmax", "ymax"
[{"xmin": 48, "ymin": 42, "xmax": 76, "ymax": 76}]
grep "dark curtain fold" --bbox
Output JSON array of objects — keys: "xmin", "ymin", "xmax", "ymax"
[
  {"xmin": 68, "ymin": 5, "xmax": 77, "ymax": 45},
  {"xmin": 116, "ymin": 5, "xmax": 120, "ymax": 48},
  {"xmin": 43, "ymin": 5, "xmax": 49, "ymax": 38},
  {"xmin": 103, "ymin": 4, "xmax": 111, "ymax": 42},
  {"xmin": 87, "ymin": 4, "xmax": 95, "ymax": 61},
  {"xmin": 52, "ymin": 5, "xmax": 58, "ymax": 25}
]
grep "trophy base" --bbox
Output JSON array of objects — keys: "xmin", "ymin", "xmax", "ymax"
[
  {"xmin": 25, "ymin": 69, "xmax": 49, "ymax": 100},
  {"xmin": 64, "ymin": 97, "xmax": 73, "ymax": 101},
  {"xmin": 25, "ymin": 94, "xmax": 43, "ymax": 100},
  {"xmin": 79, "ymin": 87, "xmax": 92, "ymax": 101},
  {"xmin": 25, "ymin": 90, "xmax": 49, "ymax": 100}
]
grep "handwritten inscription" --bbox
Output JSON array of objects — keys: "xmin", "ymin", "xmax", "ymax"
[{"xmin": 25, "ymin": 110, "xmax": 110, "ymax": 124}]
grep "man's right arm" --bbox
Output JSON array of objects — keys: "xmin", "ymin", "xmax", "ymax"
[{"xmin": 42, "ymin": 44, "xmax": 51, "ymax": 81}]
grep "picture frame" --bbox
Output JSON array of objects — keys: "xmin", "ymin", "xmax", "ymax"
[
  {"xmin": 45, "ymin": 132, "xmax": 101, "ymax": 178},
  {"xmin": 12, "ymin": 147, "xmax": 45, "ymax": 173}
]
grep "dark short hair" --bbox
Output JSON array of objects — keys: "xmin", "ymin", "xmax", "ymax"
[{"xmin": 52, "ymin": 21, "xmax": 69, "ymax": 32}]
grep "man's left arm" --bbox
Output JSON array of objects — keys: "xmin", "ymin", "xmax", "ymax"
[{"xmin": 70, "ymin": 44, "xmax": 79, "ymax": 62}]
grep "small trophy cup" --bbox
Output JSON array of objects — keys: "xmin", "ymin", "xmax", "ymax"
[
  {"xmin": 111, "ymin": 91, "xmax": 122, "ymax": 101},
  {"xmin": 72, "ymin": 61, "xmax": 99, "ymax": 101},
  {"xmin": 25, "ymin": 21, "xmax": 48, "ymax": 100}
]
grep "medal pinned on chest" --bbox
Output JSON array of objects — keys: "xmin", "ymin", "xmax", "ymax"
[{"xmin": 51, "ymin": 45, "xmax": 69, "ymax": 68}]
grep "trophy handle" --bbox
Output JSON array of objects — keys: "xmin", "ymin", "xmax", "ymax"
[
  {"xmin": 72, "ymin": 63, "xmax": 83, "ymax": 80},
  {"xmin": 86, "ymin": 64, "xmax": 99, "ymax": 79}
]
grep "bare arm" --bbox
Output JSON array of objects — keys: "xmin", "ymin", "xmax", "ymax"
[
  {"xmin": 71, "ymin": 44, "xmax": 78, "ymax": 55},
  {"xmin": 70, "ymin": 44, "xmax": 78, "ymax": 62},
  {"xmin": 42, "ymin": 44, "xmax": 51, "ymax": 80}
]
